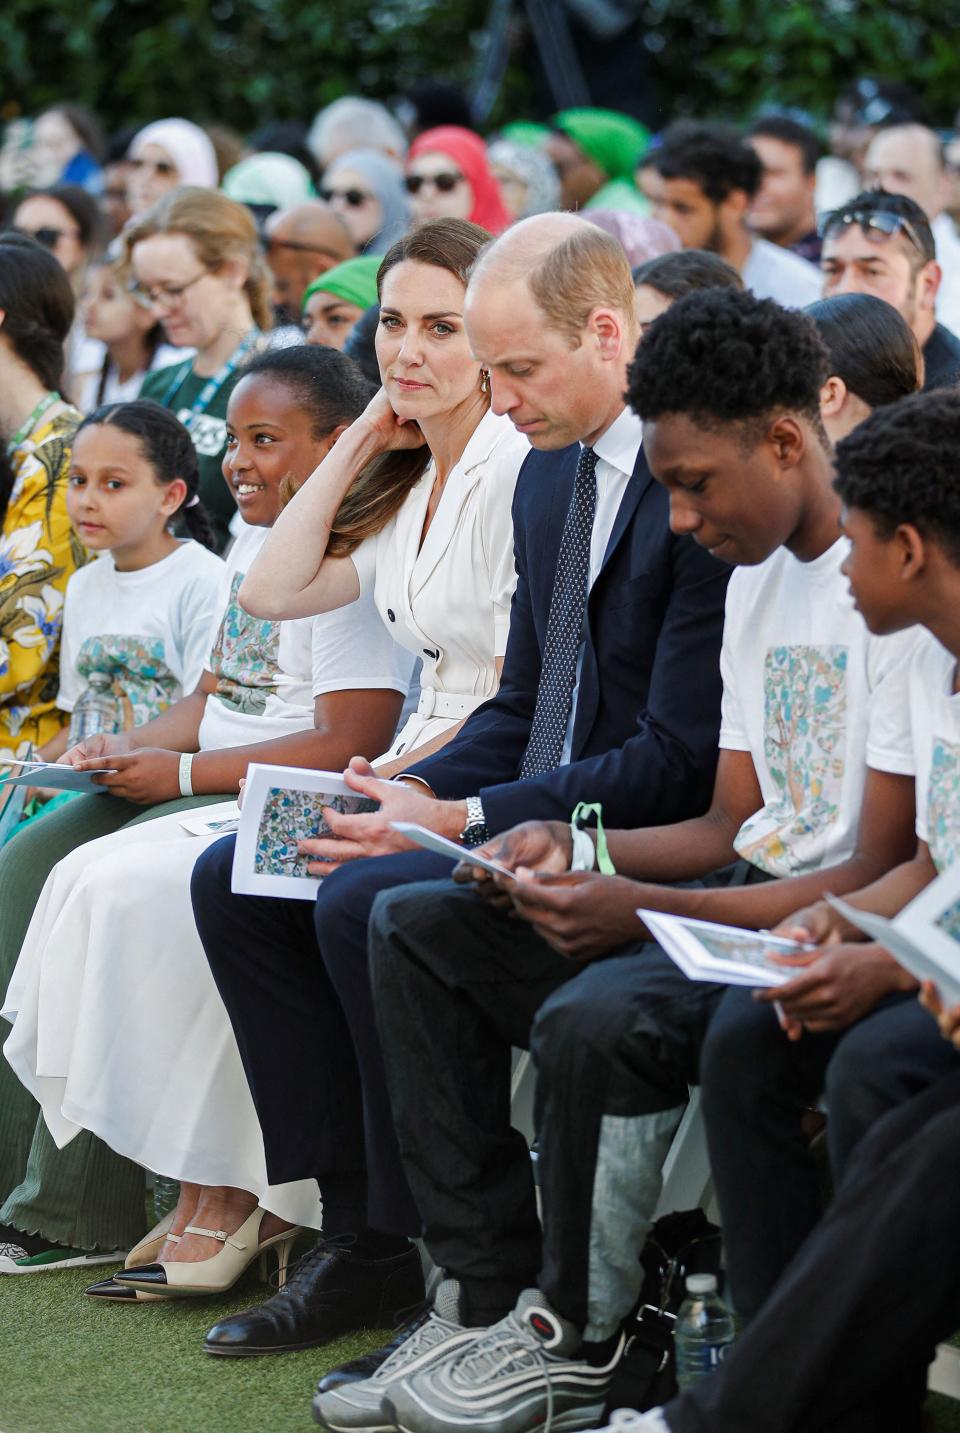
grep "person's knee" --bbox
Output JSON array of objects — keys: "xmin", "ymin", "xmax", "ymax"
[
  {"xmin": 531, "ymin": 974, "xmax": 634, "ymax": 1077},
  {"xmin": 700, "ymin": 993, "xmax": 782, "ymax": 1116}
]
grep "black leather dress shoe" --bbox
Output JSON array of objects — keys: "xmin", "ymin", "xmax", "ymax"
[
  {"xmin": 202, "ymin": 1236, "xmax": 424, "ymax": 1357},
  {"xmin": 314, "ymin": 1312, "xmax": 428, "ymax": 1393}
]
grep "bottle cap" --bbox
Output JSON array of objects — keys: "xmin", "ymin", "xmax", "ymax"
[{"xmin": 685, "ymin": 1274, "xmax": 718, "ymax": 1295}]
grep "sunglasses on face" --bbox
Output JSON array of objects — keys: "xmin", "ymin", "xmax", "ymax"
[
  {"xmin": 130, "ymin": 156, "xmax": 176, "ymax": 177},
  {"xmin": 818, "ymin": 206, "xmax": 927, "ymax": 257},
  {"xmin": 9, "ymin": 224, "xmax": 79, "ymax": 249},
  {"xmin": 320, "ymin": 187, "xmax": 374, "ymax": 208},
  {"xmin": 404, "ymin": 171, "xmax": 463, "ymax": 196}
]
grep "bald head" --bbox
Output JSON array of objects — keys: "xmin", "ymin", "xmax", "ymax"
[
  {"xmin": 865, "ymin": 124, "xmax": 948, "ymax": 221},
  {"xmin": 469, "ymin": 211, "xmax": 637, "ymax": 344},
  {"xmin": 264, "ymin": 201, "xmax": 356, "ymax": 320},
  {"xmin": 464, "ymin": 213, "xmax": 641, "ymax": 451}
]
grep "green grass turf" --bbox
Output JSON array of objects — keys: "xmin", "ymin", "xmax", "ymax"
[
  {"xmin": 4, "ymin": 1264, "xmax": 960, "ymax": 1433},
  {"xmin": 0, "ymin": 1259, "xmax": 388, "ymax": 1433}
]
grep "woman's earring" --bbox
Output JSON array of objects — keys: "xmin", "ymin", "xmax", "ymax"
[{"xmin": 480, "ymin": 369, "xmax": 490, "ymax": 395}]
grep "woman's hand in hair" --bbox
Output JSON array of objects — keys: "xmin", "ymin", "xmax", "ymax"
[{"xmin": 356, "ymin": 387, "xmax": 427, "ymax": 455}]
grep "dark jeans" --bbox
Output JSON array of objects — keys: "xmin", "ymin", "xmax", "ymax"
[
  {"xmin": 666, "ymin": 1069, "xmax": 960, "ymax": 1433},
  {"xmin": 369, "ymin": 877, "xmax": 724, "ymax": 1334},
  {"xmin": 701, "ymin": 986, "xmax": 960, "ymax": 1321},
  {"xmin": 190, "ymin": 834, "xmax": 454, "ymax": 1235}
]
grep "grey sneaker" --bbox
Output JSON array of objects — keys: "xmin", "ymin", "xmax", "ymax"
[
  {"xmin": 386, "ymin": 1289, "xmax": 623, "ymax": 1433},
  {"xmin": 313, "ymin": 1280, "xmax": 482, "ymax": 1432}
]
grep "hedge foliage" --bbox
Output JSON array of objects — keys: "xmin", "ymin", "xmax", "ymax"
[{"xmin": 1, "ymin": 0, "xmax": 957, "ymax": 135}]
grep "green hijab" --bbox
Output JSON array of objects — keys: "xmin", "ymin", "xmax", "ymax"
[
  {"xmin": 302, "ymin": 256, "xmax": 381, "ymax": 313},
  {"xmin": 553, "ymin": 108, "xmax": 650, "ymax": 181}
]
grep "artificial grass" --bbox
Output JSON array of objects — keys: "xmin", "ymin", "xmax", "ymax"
[
  {"xmin": 0, "ymin": 1259, "xmax": 388, "ymax": 1433},
  {"xmin": 4, "ymin": 1264, "xmax": 960, "ymax": 1433}
]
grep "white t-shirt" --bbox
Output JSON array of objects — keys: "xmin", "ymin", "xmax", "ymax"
[
  {"xmin": 58, "ymin": 540, "xmax": 224, "ymax": 726},
  {"xmin": 742, "ymin": 238, "xmax": 822, "ymax": 309},
  {"xmin": 908, "ymin": 633, "xmax": 960, "ymax": 873},
  {"xmin": 78, "ymin": 343, "xmax": 186, "ymax": 415},
  {"xmin": 720, "ymin": 538, "xmax": 919, "ymax": 877},
  {"xmin": 197, "ymin": 523, "xmax": 414, "ymax": 751}
]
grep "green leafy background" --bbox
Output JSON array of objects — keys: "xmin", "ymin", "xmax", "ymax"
[{"xmin": 0, "ymin": 1, "xmax": 958, "ymax": 139}]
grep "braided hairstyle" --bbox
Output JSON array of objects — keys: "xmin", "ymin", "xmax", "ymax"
[
  {"xmin": 0, "ymin": 232, "xmax": 76, "ymax": 526},
  {"xmin": 75, "ymin": 399, "xmax": 218, "ymax": 550}
]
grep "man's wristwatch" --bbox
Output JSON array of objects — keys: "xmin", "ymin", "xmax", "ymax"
[{"xmin": 459, "ymin": 795, "xmax": 489, "ymax": 847}]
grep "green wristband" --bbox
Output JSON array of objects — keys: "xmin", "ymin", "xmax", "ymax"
[{"xmin": 570, "ymin": 800, "xmax": 616, "ymax": 875}]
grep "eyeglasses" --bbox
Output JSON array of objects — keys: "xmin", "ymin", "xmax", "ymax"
[
  {"xmin": 320, "ymin": 187, "xmax": 374, "ymax": 208},
  {"xmin": 404, "ymin": 172, "xmax": 463, "ymax": 196},
  {"xmin": 130, "ymin": 156, "xmax": 176, "ymax": 177},
  {"xmin": 127, "ymin": 268, "xmax": 209, "ymax": 310},
  {"xmin": 8, "ymin": 224, "xmax": 80, "ymax": 249},
  {"xmin": 818, "ymin": 206, "xmax": 928, "ymax": 258}
]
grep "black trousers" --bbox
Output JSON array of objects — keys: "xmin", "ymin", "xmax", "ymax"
[
  {"xmin": 700, "ymin": 985, "xmax": 960, "ymax": 1323},
  {"xmin": 665, "ymin": 1069, "xmax": 960, "ymax": 1433},
  {"xmin": 190, "ymin": 834, "xmax": 453, "ymax": 1235},
  {"xmin": 368, "ymin": 877, "xmax": 724, "ymax": 1333}
]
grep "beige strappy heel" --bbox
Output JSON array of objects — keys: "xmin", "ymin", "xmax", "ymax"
[{"xmin": 113, "ymin": 1208, "xmax": 301, "ymax": 1298}]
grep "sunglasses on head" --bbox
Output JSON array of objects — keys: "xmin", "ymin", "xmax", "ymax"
[
  {"xmin": 404, "ymin": 171, "xmax": 463, "ymax": 196},
  {"xmin": 320, "ymin": 187, "xmax": 373, "ymax": 208},
  {"xmin": 818, "ymin": 206, "xmax": 927, "ymax": 257}
]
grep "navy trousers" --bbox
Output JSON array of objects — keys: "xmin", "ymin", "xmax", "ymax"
[
  {"xmin": 666, "ymin": 1069, "xmax": 960, "ymax": 1433},
  {"xmin": 190, "ymin": 834, "xmax": 453, "ymax": 1235}
]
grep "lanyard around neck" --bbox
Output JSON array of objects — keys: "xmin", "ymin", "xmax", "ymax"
[
  {"xmin": 159, "ymin": 329, "xmax": 259, "ymax": 427},
  {"xmin": 7, "ymin": 391, "xmax": 60, "ymax": 455}
]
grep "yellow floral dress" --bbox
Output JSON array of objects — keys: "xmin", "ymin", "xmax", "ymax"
[{"xmin": 0, "ymin": 407, "xmax": 86, "ymax": 757}]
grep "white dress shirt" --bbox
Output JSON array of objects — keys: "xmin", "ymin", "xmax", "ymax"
[
  {"xmin": 560, "ymin": 404, "xmax": 644, "ymax": 762},
  {"xmin": 742, "ymin": 238, "xmax": 822, "ymax": 309}
]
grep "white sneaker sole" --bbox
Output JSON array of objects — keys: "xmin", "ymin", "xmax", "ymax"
[{"xmin": 0, "ymin": 1249, "xmax": 125, "ymax": 1274}]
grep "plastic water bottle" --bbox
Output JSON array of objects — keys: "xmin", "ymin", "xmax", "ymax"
[
  {"xmin": 69, "ymin": 671, "xmax": 121, "ymax": 743},
  {"xmin": 675, "ymin": 1274, "xmax": 736, "ymax": 1389}
]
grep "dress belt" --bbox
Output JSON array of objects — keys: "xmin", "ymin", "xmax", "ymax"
[{"xmin": 416, "ymin": 688, "xmax": 487, "ymax": 720}]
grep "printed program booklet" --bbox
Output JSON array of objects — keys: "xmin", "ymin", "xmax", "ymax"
[
  {"xmin": 231, "ymin": 763, "xmax": 377, "ymax": 900},
  {"xmin": 826, "ymin": 861, "xmax": 960, "ymax": 1007},
  {"xmin": 0, "ymin": 758, "xmax": 116, "ymax": 795},
  {"xmin": 638, "ymin": 909, "xmax": 816, "ymax": 988}
]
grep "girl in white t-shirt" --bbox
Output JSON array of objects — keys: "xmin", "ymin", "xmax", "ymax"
[{"xmin": 40, "ymin": 399, "xmax": 223, "ymax": 768}]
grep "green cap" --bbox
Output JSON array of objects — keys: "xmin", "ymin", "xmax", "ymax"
[
  {"xmin": 302, "ymin": 256, "xmax": 381, "ymax": 313},
  {"xmin": 552, "ymin": 108, "xmax": 650, "ymax": 180}
]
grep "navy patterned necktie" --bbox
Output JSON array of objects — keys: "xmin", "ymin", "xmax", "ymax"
[{"xmin": 520, "ymin": 446, "xmax": 599, "ymax": 779}]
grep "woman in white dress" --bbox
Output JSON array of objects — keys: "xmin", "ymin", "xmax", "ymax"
[{"xmin": 2, "ymin": 218, "xmax": 530, "ymax": 1297}]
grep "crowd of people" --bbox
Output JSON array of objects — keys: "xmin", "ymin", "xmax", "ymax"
[{"xmin": 1, "ymin": 72, "xmax": 960, "ymax": 1433}]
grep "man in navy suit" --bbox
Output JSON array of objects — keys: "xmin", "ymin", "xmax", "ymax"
[{"xmin": 188, "ymin": 214, "xmax": 729, "ymax": 1361}]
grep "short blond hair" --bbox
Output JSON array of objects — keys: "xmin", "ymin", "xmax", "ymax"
[
  {"xmin": 472, "ymin": 216, "xmax": 638, "ymax": 347},
  {"xmin": 123, "ymin": 185, "xmax": 272, "ymax": 331}
]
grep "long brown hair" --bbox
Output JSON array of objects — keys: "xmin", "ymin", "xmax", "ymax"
[
  {"xmin": 122, "ymin": 186, "xmax": 272, "ymax": 331},
  {"xmin": 325, "ymin": 217, "xmax": 492, "ymax": 558}
]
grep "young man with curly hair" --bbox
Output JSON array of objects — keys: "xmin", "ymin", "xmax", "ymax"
[
  {"xmin": 332, "ymin": 290, "xmax": 923, "ymax": 1433},
  {"xmin": 639, "ymin": 122, "xmax": 821, "ymax": 307},
  {"xmin": 598, "ymin": 386, "xmax": 960, "ymax": 1433}
]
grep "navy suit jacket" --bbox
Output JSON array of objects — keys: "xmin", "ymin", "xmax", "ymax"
[{"xmin": 407, "ymin": 439, "xmax": 730, "ymax": 834}]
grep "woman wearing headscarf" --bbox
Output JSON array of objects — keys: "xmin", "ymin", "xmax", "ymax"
[
  {"xmin": 319, "ymin": 149, "xmax": 409, "ymax": 256},
  {"xmin": 405, "ymin": 125, "xmax": 512, "ymax": 234},
  {"xmin": 585, "ymin": 209, "xmax": 680, "ymax": 268},
  {"xmin": 301, "ymin": 255, "xmax": 380, "ymax": 350},
  {"xmin": 221, "ymin": 152, "xmax": 314, "ymax": 217},
  {"xmin": 547, "ymin": 107, "xmax": 649, "ymax": 213},
  {"xmin": 487, "ymin": 138, "xmax": 561, "ymax": 219},
  {"xmin": 127, "ymin": 119, "xmax": 219, "ymax": 218}
]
